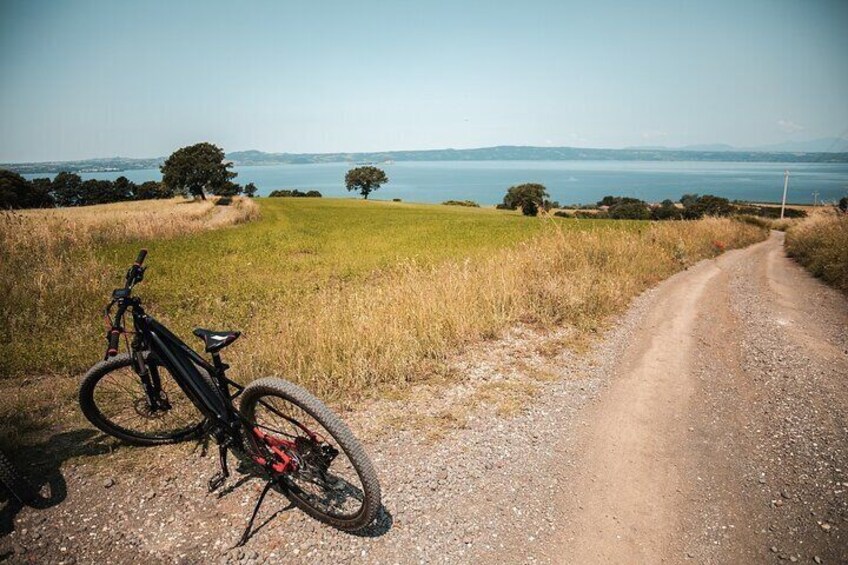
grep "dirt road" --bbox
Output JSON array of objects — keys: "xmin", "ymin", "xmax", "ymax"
[
  {"xmin": 2, "ymin": 231, "xmax": 846, "ymax": 564},
  {"xmin": 542, "ymin": 230, "xmax": 848, "ymax": 563}
]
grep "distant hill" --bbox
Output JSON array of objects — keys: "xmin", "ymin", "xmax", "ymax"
[
  {"xmin": 4, "ymin": 144, "xmax": 847, "ymax": 174},
  {"xmin": 628, "ymin": 137, "xmax": 848, "ymax": 154}
]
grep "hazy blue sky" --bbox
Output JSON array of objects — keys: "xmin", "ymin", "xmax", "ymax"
[{"xmin": 1, "ymin": 0, "xmax": 847, "ymax": 161}]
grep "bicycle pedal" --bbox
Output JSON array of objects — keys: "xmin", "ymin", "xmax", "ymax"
[{"xmin": 207, "ymin": 472, "xmax": 226, "ymax": 492}]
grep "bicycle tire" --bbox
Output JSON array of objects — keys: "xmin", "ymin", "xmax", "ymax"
[
  {"xmin": 240, "ymin": 378, "xmax": 381, "ymax": 531},
  {"xmin": 79, "ymin": 353, "xmax": 210, "ymax": 446}
]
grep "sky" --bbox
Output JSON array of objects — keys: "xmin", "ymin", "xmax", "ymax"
[{"xmin": 1, "ymin": 0, "xmax": 847, "ymax": 162}]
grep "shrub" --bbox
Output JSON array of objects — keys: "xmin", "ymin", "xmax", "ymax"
[
  {"xmin": 734, "ymin": 204, "xmax": 806, "ymax": 219},
  {"xmin": 392, "ymin": 198, "xmax": 402, "ymax": 202},
  {"xmin": 442, "ymin": 200, "xmax": 480, "ymax": 207},
  {"xmin": 839, "ymin": 197, "xmax": 847, "ymax": 214},
  {"xmin": 651, "ymin": 199, "xmax": 682, "ymax": 220},
  {"xmin": 683, "ymin": 194, "xmax": 733, "ymax": 219},
  {"xmin": 553, "ymin": 210, "xmax": 573, "ymax": 218},
  {"xmin": 268, "ymin": 189, "xmax": 322, "ymax": 198},
  {"xmin": 608, "ymin": 199, "xmax": 651, "ymax": 220},
  {"xmin": 574, "ymin": 210, "xmax": 606, "ymax": 219}
]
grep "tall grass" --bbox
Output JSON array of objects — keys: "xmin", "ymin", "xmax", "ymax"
[
  {"xmin": 785, "ymin": 210, "xmax": 848, "ymax": 294},
  {"xmin": 232, "ymin": 217, "xmax": 765, "ymax": 400},
  {"xmin": 0, "ymin": 197, "xmax": 259, "ymax": 374}
]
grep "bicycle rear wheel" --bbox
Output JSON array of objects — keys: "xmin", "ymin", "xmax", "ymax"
[
  {"xmin": 79, "ymin": 353, "xmax": 208, "ymax": 445},
  {"xmin": 240, "ymin": 378, "xmax": 381, "ymax": 531}
]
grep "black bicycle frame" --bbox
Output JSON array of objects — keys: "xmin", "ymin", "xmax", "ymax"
[{"xmin": 129, "ymin": 304, "xmax": 239, "ymax": 434}]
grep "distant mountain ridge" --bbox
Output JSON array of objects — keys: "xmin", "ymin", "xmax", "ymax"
[
  {"xmin": 628, "ymin": 137, "xmax": 848, "ymax": 153},
  {"xmin": 5, "ymin": 142, "xmax": 848, "ymax": 174}
]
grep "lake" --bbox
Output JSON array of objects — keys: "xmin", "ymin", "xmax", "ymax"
[{"xmin": 25, "ymin": 160, "xmax": 848, "ymax": 205}]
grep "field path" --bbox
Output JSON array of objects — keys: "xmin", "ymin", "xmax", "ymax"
[
  {"xmin": 2, "ymin": 231, "xmax": 846, "ymax": 564},
  {"xmin": 540, "ymin": 230, "xmax": 848, "ymax": 563}
]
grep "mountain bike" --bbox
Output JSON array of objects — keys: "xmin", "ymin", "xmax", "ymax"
[{"xmin": 79, "ymin": 250, "xmax": 381, "ymax": 542}]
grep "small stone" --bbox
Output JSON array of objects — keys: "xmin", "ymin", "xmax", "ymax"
[
  {"xmin": 144, "ymin": 491, "xmax": 156, "ymax": 500},
  {"xmin": 780, "ymin": 490, "xmax": 790, "ymax": 499},
  {"xmin": 789, "ymin": 557, "xmax": 797, "ymax": 563},
  {"xmin": 770, "ymin": 546, "xmax": 778, "ymax": 553},
  {"xmin": 820, "ymin": 523, "xmax": 831, "ymax": 532},
  {"xmin": 103, "ymin": 478, "xmax": 115, "ymax": 488},
  {"xmin": 758, "ymin": 477, "xmax": 767, "ymax": 484},
  {"xmin": 814, "ymin": 556, "xmax": 822, "ymax": 564},
  {"xmin": 774, "ymin": 499, "xmax": 784, "ymax": 507}
]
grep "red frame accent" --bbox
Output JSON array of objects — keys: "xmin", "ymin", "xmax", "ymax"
[{"xmin": 251, "ymin": 427, "xmax": 298, "ymax": 474}]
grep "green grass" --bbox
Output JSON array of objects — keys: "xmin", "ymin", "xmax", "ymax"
[{"xmin": 100, "ymin": 198, "xmax": 638, "ymax": 355}]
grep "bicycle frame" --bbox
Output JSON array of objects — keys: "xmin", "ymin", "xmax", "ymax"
[{"xmin": 135, "ymin": 309, "xmax": 236, "ymax": 428}]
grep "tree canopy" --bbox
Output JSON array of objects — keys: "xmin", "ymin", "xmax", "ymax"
[
  {"xmin": 502, "ymin": 183, "xmax": 549, "ymax": 216},
  {"xmin": 0, "ymin": 170, "xmax": 54, "ymax": 209},
  {"xmin": 161, "ymin": 142, "xmax": 238, "ymax": 200},
  {"xmin": 345, "ymin": 166, "xmax": 388, "ymax": 199}
]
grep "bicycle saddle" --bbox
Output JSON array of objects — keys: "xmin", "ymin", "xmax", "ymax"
[{"xmin": 193, "ymin": 328, "xmax": 241, "ymax": 353}]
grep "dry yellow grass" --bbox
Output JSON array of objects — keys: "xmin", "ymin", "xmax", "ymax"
[
  {"xmin": 0, "ymin": 197, "xmax": 259, "ymax": 374},
  {"xmin": 231, "ymin": 217, "xmax": 766, "ymax": 401},
  {"xmin": 785, "ymin": 209, "xmax": 848, "ymax": 293}
]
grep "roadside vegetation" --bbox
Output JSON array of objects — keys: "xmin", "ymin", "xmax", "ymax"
[
  {"xmin": 785, "ymin": 208, "xmax": 848, "ymax": 294},
  {"xmin": 0, "ymin": 196, "xmax": 766, "ymax": 450}
]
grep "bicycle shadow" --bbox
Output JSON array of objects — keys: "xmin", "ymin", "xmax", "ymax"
[
  {"xmin": 219, "ymin": 457, "xmax": 393, "ymax": 546},
  {"xmin": 0, "ymin": 429, "xmax": 113, "ymax": 537}
]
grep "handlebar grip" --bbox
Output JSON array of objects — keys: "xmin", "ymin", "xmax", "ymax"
[
  {"xmin": 135, "ymin": 249, "xmax": 148, "ymax": 266},
  {"xmin": 107, "ymin": 329, "xmax": 121, "ymax": 357}
]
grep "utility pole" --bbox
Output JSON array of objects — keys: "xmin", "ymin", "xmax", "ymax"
[
  {"xmin": 812, "ymin": 191, "xmax": 819, "ymax": 206},
  {"xmin": 780, "ymin": 169, "xmax": 790, "ymax": 219}
]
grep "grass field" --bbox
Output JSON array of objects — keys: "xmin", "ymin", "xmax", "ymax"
[
  {"xmin": 786, "ymin": 209, "xmax": 848, "ymax": 294},
  {"xmin": 0, "ymin": 196, "xmax": 766, "ymax": 450}
]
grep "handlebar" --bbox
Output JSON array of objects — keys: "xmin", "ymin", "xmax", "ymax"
[
  {"xmin": 105, "ymin": 249, "xmax": 148, "ymax": 358},
  {"xmin": 125, "ymin": 248, "xmax": 148, "ymax": 289}
]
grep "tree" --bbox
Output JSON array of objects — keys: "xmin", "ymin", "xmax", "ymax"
[
  {"xmin": 305, "ymin": 190, "xmax": 322, "ymax": 198},
  {"xmin": 345, "ymin": 166, "xmax": 388, "ymax": 199},
  {"xmin": 52, "ymin": 172, "xmax": 84, "ymax": 207},
  {"xmin": 243, "ymin": 182, "xmax": 257, "ymax": 197},
  {"xmin": 0, "ymin": 169, "xmax": 52, "ymax": 210},
  {"xmin": 161, "ymin": 142, "xmax": 236, "ymax": 200},
  {"xmin": 502, "ymin": 183, "xmax": 549, "ymax": 216},
  {"xmin": 28, "ymin": 178, "xmax": 55, "ymax": 208},
  {"xmin": 133, "ymin": 180, "xmax": 173, "ymax": 200},
  {"xmin": 112, "ymin": 176, "xmax": 135, "ymax": 201}
]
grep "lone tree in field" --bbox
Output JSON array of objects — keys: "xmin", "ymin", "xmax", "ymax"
[
  {"xmin": 345, "ymin": 166, "xmax": 388, "ymax": 199},
  {"xmin": 503, "ymin": 183, "xmax": 549, "ymax": 216},
  {"xmin": 161, "ymin": 142, "xmax": 237, "ymax": 200},
  {"xmin": 243, "ymin": 182, "xmax": 258, "ymax": 197}
]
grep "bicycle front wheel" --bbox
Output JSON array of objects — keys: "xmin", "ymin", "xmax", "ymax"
[{"xmin": 79, "ymin": 353, "xmax": 208, "ymax": 445}]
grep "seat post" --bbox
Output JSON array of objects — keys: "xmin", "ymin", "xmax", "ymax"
[{"xmin": 211, "ymin": 352, "xmax": 231, "ymax": 397}]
